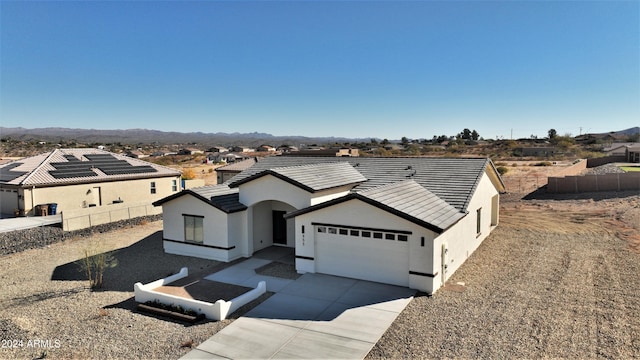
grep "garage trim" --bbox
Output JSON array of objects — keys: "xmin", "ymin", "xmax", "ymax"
[{"xmin": 311, "ymin": 222, "xmax": 412, "ymax": 235}]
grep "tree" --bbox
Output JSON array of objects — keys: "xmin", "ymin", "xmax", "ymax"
[
  {"xmin": 401, "ymin": 137, "xmax": 409, "ymax": 145},
  {"xmin": 471, "ymin": 130, "xmax": 480, "ymax": 141},
  {"xmin": 459, "ymin": 128, "xmax": 472, "ymax": 140},
  {"xmin": 548, "ymin": 129, "xmax": 557, "ymax": 139},
  {"xmin": 381, "ymin": 139, "xmax": 390, "ymax": 146}
]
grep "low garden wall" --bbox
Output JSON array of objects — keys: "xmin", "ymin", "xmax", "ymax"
[
  {"xmin": 134, "ymin": 267, "xmax": 266, "ymax": 321},
  {"xmin": 547, "ymin": 172, "xmax": 640, "ymax": 193},
  {"xmin": 587, "ymin": 156, "xmax": 626, "ymax": 168}
]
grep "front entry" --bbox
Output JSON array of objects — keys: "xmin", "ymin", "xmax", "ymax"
[{"xmin": 272, "ymin": 210, "xmax": 287, "ymax": 245}]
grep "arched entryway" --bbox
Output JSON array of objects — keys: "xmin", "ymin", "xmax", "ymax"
[{"xmin": 249, "ymin": 200, "xmax": 297, "ymax": 254}]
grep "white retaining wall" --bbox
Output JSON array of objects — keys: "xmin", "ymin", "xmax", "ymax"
[{"xmin": 133, "ymin": 267, "xmax": 266, "ymax": 321}]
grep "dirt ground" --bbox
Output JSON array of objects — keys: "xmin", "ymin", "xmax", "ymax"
[{"xmin": 369, "ymin": 187, "xmax": 640, "ymax": 358}]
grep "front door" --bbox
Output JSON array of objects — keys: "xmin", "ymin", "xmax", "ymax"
[{"xmin": 272, "ymin": 210, "xmax": 287, "ymax": 245}]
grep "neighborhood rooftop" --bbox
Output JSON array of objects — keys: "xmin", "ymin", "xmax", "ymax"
[{"xmin": 0, "ymin": 148, "xmax": 181, "ymax": 186}]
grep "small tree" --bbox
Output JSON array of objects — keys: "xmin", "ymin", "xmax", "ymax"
[
  {"xmin": 78, "ymin": 243, "xmax": 118, "ymax": 289},
  {"xmin": 182, "ymin": 168, "xmax": 197, "ymax": 180},
  {"xmin": 548, "ymin": 128, "xmax": 557, "ymax": 140}
]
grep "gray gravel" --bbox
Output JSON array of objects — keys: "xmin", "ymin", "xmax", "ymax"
[
  {"xmin": 368, "ymin": 196, "xmax": 640, "ymax": 359},
  {"xmin": 582, "ymin": 163, "xmax": 626, "ymax": 175},
  {"xmin": 0, "ymin": 221, "xmax": 263, "ymax": 360}
]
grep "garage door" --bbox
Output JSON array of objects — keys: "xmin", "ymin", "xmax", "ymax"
[
  {"xmin": 0, "ymin": 189, "xmax": 18, "ymax": 215},
  {"xmin": 315, "ymin": 225, "xmax": 409, "ymax": 287}
]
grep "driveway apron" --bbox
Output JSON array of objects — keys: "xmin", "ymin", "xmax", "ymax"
[{"xmin": 182, "ymin": 258, "xmax": 415, "ymax": 359}]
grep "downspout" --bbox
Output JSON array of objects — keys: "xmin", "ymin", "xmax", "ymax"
[{"xmin": 31, "ymin": 186, "xmax": 35, "ymax": 217}]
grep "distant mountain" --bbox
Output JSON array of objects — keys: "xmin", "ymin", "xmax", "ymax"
[
  {"xmin": 610, "ymin": 127, "xmax": 640, "ymax": 137},
  {"xmin": 0, "ymin": 127, "xmax": 369, "ymax": 147}
]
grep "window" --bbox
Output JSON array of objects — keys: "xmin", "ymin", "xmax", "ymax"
[
  {"xmin": 184, "ymin": 215, "xmax": 203, "ymax": 243},
  {"xmin": 172, "ymin": 180, "xmax": 178, "ymax": 192},
  {"xmin": 318, "ymin": 226, "xmax": 326, "ymax": 233},
  {"xmin": 339, "ymin": 228, "xmax": 348, "ymax": 235},
  {"xmin": 328, "ymin": 227, "xmax": 337, "ymax": 234},
  {"xmin": 476, "ymin": 208, "xmax": 482, "ymax": 235},
  {"xmin": 361, "ymin": 231, "xmax": 371, "ymax": 238},
  {"xmin": 350, "ymin": 230, "xmax": 359, "ymax": 236},
  {"xmin": 373, "ymin": 232, "xmax": 383, "ymax": 239},
  {"xmin": 150, "ymin": 181, "xmax": 156, "ymax": 194},
  {"xmin": 385, "ymin": 233, "xmax": 395, "ymax": 240},
  {"xmin": 398, "ymin": 235, "xmax": 408, "ymax": 242}
]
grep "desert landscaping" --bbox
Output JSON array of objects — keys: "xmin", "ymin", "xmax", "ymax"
[{"xmin": 1, "ymin": 163, "xmax": 639, "ymax": 359}]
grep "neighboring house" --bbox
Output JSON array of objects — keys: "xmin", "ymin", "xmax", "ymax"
[
  {"xmin": 256, "ymin": 145, "xmax": 276, "ymax": 152},
  {"xmin": 627, "ymin": 145, "xmax": 640, "ymax": 163},
  {"xmin": 230, "ymin": 146, "xmax": 254, "ymax": 153},
  {"xmin": 208, "ymin": 146, "xmax": 229, "ymax": 153},
  {"xmin": 153, "ymin": 156, "xmax": 505, "ymax": 294},
  {"xmin": 285, "ymin": 147, "xmax": 359, "ymax": 157},
  {"xmin": 216, "ymin": 158, "xmax": 259, "ymax": 184},
  {"xmin": 178, "ymin": 148, "xmax": 204, "ymax": 155},
  {"xmin": 127, "ymin": 150, "xmax": 149, "ymax": 159},
  {"xmin": 603, "ymin": 143, "xmax": 639, "ymax": 156},
  {"xmin": 0, "ymin": 149, "xmax": 182, "ymax": 216},
  {"xmin": 514, "ymin": 147, "xmax": 557, "ymax": 157}
]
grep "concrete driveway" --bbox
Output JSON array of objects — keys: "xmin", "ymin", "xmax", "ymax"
[{"xmin": 181, "ymin": 256, "xmax": 415, "ymax": 359}]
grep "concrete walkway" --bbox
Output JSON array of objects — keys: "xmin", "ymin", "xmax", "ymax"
[
  {"xmin": 181, "ymin": 253, "xmax": 415, "ymax": 359},
  {"xmin": 0, "ymin": 215, "xmax": 62, "ymax": 233}
]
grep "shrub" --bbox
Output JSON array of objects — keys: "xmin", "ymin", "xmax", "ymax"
[
  {"xmin": 496, "ymin": 166, "xmax": 509, "ymax": 175},
  {"xmin": 534, "ymin": 161, "xmax": 553, "ymax": 167},
  {"xmin": 495, "ymin": 162, "xmax": 507, "ymax": 167},
  {"xmin": 511, "ymin": 163, "xmax": 518, "ymax": 167},
  {"xmin": 182, "ymin": 168, "xmax": 197, "ymax": 180}
]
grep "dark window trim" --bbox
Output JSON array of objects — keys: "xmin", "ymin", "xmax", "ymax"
[
  {"xmin": 182, "ymin": 213, "xmax": 204, "ymax": 218},
  {"xmin": 295, "ymin": 255, "xmax": 314, "ymax": 261},
  {"xmin": 163, "ymin": 238, "xmax": 235, "ymax": 251},
  {"xmin": 312, "ymin": 222, "xmax": 412, "ymax": 235},
  {"xmin": 409, "ymin": 270, "xmax": 438, "ymax": 278}
]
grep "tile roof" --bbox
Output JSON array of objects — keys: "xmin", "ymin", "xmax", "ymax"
[
  {"xmin": 0, "ymin": 149, "xmax": 180, "ymax": 187},
  {"xmin": 227, "ymin": 156, "xmax": 502, "ymax": 211},
  {"xmin": 153, "ymin": 185, "xmax": 246, "ymax": 213},
  {"xmin": 229, "ymin": 162, "xmax": 367, "ymax": 192},
  {"xmin": 357, "ymin": 180, "xmax": 465, "ymax": 231}
]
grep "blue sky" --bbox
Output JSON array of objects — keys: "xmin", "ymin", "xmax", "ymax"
[{"xmin": 1, "ymin": 1, "xmax": 638, "ymax": 140}]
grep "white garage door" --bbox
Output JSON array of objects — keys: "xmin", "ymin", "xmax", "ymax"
[{"xmin": 315, "ymin": 225, "xmax": 409, "ymax": 287}]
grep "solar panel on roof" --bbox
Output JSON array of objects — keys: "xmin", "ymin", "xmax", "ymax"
[
  {"xmin": 49, "ymin": 153, "xmax": 158, "ymax": 178},
  {"xmin": 0, "ymin": 163, "xmax": 28, "ymax": 182}
]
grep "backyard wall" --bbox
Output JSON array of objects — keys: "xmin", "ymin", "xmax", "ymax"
[
  {"xmin": 61, "ymin": 201, "xmax": 161, "ymax": 231},
  {"xmin": 587, "ymin": 156, "xmax": 627, "ymax": 168},
  {"xmin": 547, "ymin": 173, "xmax": 640, "ymax": 193}
]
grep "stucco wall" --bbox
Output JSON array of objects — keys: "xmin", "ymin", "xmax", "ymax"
[
  {"xmin": 61, "ymin": 201, "xmax": 161, "ymax": 231},
  {"xmin": 23, "ymin": 176, "xmax": 180, "ymax": 216},
  {"xmin": 434, "ymin": 172, "xmax": 499, "ymax": 288},
  {"xmin": 238, "ymin": 175, "xmax": 352, "ymax": 208},
  {"xmin": 160, "ymin": 193, "xmax": 242, "ymax": 262},
  {"xmin": 547, "ymin": 173, "xmax": 640, "ymax": 193}
]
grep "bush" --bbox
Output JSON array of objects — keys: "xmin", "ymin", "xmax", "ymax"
[
  {"xmin": 495, "ymin": 162, "xmax": 507, "ymax": 167},
  {"xmin": 534, "ymin": 161, "xmax": 553, "ymax": 167},
  {"xmin": 496, "ymin": 166, "xmax": 509, "ymax": 175}
]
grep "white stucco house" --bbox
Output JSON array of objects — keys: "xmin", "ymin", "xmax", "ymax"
[{"xmin": 153, "ymin": 156, "xmax": 505, "ymax": 294}]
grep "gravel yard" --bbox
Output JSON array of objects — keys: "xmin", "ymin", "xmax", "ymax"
[
  {"xmin": 368, "ymin": 193, "xmax": 640, "ymax": 359},
  {"xmin": 0, "ymin": 221, "xmax": 267, "ymax": 360}
]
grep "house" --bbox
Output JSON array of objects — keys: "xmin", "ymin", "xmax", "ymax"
[
  {"xmin": 0, "ymin": 149, "xmax": 182, "ymax": 217},
  {"xmin": 603, "ymin": 143, "xmax": 639, "ymax": 156},
  {"xmin": 208, "ymin": 146, "xmax": 229, "ymax": 153},
  {"xmin": 285, "ymin": 147, "xmax": 359, "ymax": 157},
  {"xmin": 127, "ymin": 150, "xmax": 149, "ymax": 159},
  {"xmin": 256, "ymin": 145, "xmax": 276, "ymax": 152},
  {"xmin": 215, "ymin": 157, "xmax": 259, "ymax": 184},
  {"xmin": 153, "ymin": 157, "xmax": 505, "ymax": 294},
  {"xmin": 230, "ymin": 146, "xmax": 254, "ymax": 153},
  {"xmin": 514, "ymin": 147, "xmax": 557, "ymax": 157},
  {"xmin": 178, "ymin": 148, "xmax": 204, "ymax": 155},
  {"xmin": 627, "ymin": 144, "xmax": 640, "ymax": 163}
]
